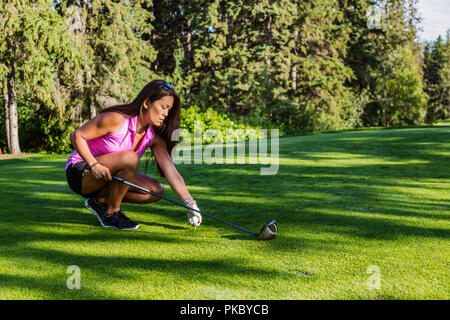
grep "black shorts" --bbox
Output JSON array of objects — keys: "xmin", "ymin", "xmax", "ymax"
[{"xmin": 66, "ymin": 161, "xmax": 99, "ymax": 198}]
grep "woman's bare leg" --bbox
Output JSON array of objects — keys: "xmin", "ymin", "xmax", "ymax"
[
  {"xmin": 96, "ymin": 173, "xmax": 164, "ymax": 205},
  {"xmin": 81, "ymin": 151, "xmax": 142, "ymax": 214}
]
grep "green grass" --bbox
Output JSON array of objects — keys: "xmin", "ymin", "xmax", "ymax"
[{"xmin": 0, "ymin": 125, "xmax": 449, "ymax": 299}]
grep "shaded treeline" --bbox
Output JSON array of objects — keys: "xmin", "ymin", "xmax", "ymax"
[{"xmin": 0, "ymin": 0, "xmax": 448, "ymax": 153}]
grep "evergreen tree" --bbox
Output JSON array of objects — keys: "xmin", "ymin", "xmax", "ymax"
[
  {"xmin": 175, "ymin": 0, "xmax": 355, "ymax": 132},
  {"xmin": 0, "ymin": 0, "xmax": 441, "ymax": 153},
  {"xmin": 375, "ymin": 44, "xmax": 428, "ymax": 126},
  {"xmin": 341, "ymin": 0, "xmax": 427, "ymax": 126},
  {"xmin": 288, "ymin": 0, "xmax": 354, "ymax": 131},
  {"xmin": 149, "ymin": 0, "xmax": 205, "ymax": 104},
  {"xmin": 0, "ymin": 0, "xmax": 82, "ymax": 153},
  {"xmin": 54, "ymin": 0, "xmax": 157, "ymax": 119},
  {"xmin": 424, "ymin": 32, "xmax": 450, "ymax": 122}
]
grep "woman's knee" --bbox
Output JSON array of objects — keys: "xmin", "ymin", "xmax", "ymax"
[
  {"xmin": 146, "ymin": 182, "xmax": 163, "ymax": 203},
  {"xmin": 119, "ymin": 151, "xmax": 140, "ymax": 171},
  {"xmin": 154, "ymin": 182, "xmax": 164, "ymax": 196}
]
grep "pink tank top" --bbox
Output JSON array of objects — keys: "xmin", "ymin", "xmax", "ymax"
[{"xmin": 65, "ymin": 114, "xmax": 155, "ymax": 170}]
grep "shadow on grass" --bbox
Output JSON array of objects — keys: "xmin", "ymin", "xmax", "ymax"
[
  {"xmin": 0, "ymin": 126, "xmax": 449, "ymax": 298},
  {"xmin": 139, "ymin": 221, "xmax": 189, "ymax": 230},
  {"xmin": 0, "ymin": 126, "xmax": 449, "ymax": 247},
  {"xmin": 0, "ymin": 243, "xmax": 298, "ymax": 299},
  {"xmin": 0, "ymin": 273, "xmax": 119, "ymax": 300}
]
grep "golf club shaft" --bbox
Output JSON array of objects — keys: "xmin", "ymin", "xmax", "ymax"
[{"xmin": 112, "ymin": 176, "xmax": 258, "ymax": 236}]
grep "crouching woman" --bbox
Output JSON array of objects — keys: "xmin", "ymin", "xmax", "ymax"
[{"xmin": 65, "ymin": 80, "xmax": 201, "ymax": 230}]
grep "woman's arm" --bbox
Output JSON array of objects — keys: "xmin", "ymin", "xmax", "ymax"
[
  {"xmin": 70, "ymin": 112, "xmax": 124, "ymax": 181},
  {"xmin": 150, "ymin": 135, "xmax": 196, "ymax": 205}
]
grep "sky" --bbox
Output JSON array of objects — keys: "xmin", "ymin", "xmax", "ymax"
[{"xmin": 416, "ymin": 0, "xmax": 450, "ymax": 41}]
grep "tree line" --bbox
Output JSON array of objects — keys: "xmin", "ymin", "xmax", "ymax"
[{"xmin": 0, "ymin": 0, "xmax": 449, "ymax": 154}]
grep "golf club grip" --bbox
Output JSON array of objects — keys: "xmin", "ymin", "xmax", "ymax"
[{"xmin": 112, "ymin": 176, "xmax": 258, "ymax": 236}]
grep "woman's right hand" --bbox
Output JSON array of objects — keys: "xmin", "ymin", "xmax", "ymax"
[
  {"xmin": 89, "ymin": 163, "xmax": 112, "ymax": 182},
  {"xmin": 71, "ymin": 112, "xmax": 123, "ymax": 183}
]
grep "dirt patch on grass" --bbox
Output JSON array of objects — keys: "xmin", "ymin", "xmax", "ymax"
[{"xmin": 0, "ymin": 154, "xmax": 42, "ymax": 160}]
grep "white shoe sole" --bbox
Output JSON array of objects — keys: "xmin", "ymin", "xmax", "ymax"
[{"xmin": 84, "ymin": 199, "xmax": 140, "ymax": 230}]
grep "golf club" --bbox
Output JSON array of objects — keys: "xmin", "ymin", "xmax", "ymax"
[{"xmin": 112, "ymin": 175, "xmax": 277, "ymax": 240}]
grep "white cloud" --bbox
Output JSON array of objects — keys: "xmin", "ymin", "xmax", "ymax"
[{"xmin": 416, "ymin": 0, "xmax": 450, "ymax": 41}]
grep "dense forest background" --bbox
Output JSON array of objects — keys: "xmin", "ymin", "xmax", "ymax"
[{"xmin": 0, "ymin": 0, "xmax": 449, "ymax": 153}]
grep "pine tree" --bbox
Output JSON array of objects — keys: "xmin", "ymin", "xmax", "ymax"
[
  {"xmin": 289, "ymin": 0, "xmax": 354, "ymax": 131},
  {"xmin": 54, "ymin": 0, "xmax": 157, "ymax": 120},
  {"xmin": 175, "ymin": 0, "xmax": 355, "ymax": 132},
  {"xmin": 424, "ymin": 33, "xmax": 450, "ymax": 122},
  {"xmin": 0, "ymin": 0, "xmax": 82, "ymax": 153},
  {"xmin": 375, "ymin": 44, "xmax": 428, "ymax": 126},
  {"xmin": 341, "ymin": 0, "xmax": 428, "ymax": 126}
]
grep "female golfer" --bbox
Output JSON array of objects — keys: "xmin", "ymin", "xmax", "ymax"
[{"xmin": 65, "ymin": 80, "xmax": 201, "ymax": 230}]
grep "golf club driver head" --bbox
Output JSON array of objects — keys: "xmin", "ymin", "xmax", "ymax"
[{"xmin": 257, "ymin": 220, "xmax": 277, "ymax": 240}]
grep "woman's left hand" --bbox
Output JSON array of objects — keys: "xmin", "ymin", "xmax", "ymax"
[{"xmin": 187, "ymin": 202, "xmax": 202, "ymax": 227}]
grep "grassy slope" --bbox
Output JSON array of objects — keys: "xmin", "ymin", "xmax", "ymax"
[{"xmin": 0, "ymin": 126, "xmax": 449, "ymax": 299}]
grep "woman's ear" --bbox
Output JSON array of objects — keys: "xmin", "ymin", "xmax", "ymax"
[{"xmin": 143, "ymin": 98, "xmax": 149, "ymax": 110}]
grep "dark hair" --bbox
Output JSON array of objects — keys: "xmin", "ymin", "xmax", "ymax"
[{"xmin": 100, "ymin": 79, "xmax": 181, "ymax": 178}]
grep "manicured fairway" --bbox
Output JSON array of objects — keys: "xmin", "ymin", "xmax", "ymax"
[{"xmin": 0, "ymin": 125, "xmax": 449, "ymax": 299}]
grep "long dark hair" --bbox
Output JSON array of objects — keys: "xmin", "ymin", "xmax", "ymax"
[{"xmin": 100, "ymin": 80, "xmax": 181, "ymax": 178}]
